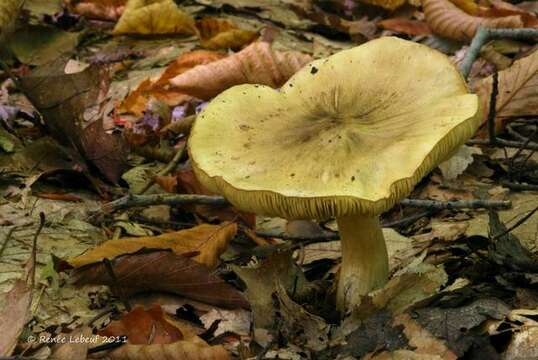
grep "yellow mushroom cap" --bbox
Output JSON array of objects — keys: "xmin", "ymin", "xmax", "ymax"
[{"xmin": 189, "ymin": 37, "xmax": 481, "ymax": 219}]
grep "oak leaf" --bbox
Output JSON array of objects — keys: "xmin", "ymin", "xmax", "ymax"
[
  {"xmin": 113, "ymin": 0, "xmax": 197, "ymax": 35},
  {"xmin": 474, "ymin": 50, "xmax": 538, "ymax": 134},
  {"xmin": 68, "ymin": 222, "xmax": 237, "ymax": 269},
  {"xmin": 99, "ymin": 305, "xmax": 231, "ymax": 360},
  {"xmin": 197, "ymin": 17, "xmax": 258, "ymax": 50},
  {"xmin": 423, "ymin": 0, "xmax": 526, "ymax": 41},
  {"xmin": 119, "ymin": 50, "xmax": 225, "ymax": 115},
  {"xmin": 64, "ymin": 0, "xmax": 126, "ymax": 21},
  {"xmin": 169, "ymin": 41, "xmax": 312, "ymax": 100}
]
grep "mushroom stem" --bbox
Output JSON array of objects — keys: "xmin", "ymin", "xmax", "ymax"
[{"xmin": 336, "ymin": 214, "xmax": 388, "ymax": 312}]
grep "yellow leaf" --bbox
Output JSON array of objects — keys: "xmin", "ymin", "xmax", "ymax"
[
  {"xmin": 68, "ymin": 222, "xmax": 237, "ymax": 269},
  {"xmin": 113, "ymin": 0, "xmax": 197, "ymax": 35},
  {"xmin": 169, "ymin": 41, "xmax": 312, "ymax": 100},
  {"xmin": 0, "ymin": 0, "xmax": 24, "ymax": 43},
  {"xmin": 449, "ymin": 0, "xmax": 479, "ymax": 15},
  {"xmin": 196, "ymin": 17, "xmax": 258, "ymax": 50},
  {"xmin": 357, "ymin": 0, "xmax": 406, "ymax": 11},
  {"xmin": 475, "ymin": 50, "xmax": 538, "ymax": 134}
]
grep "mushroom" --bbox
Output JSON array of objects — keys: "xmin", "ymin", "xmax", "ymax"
[{"xmin": 188, "ymin": 37, "xmax": 481, "ymax": 312}]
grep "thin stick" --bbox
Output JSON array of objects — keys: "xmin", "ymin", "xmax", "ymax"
[
  {"xmin": 488, "ymin": 71, "xmax": 499, "ymax": 145},
  {"xmin": 138, "ymin": 144, "xmax": 186, "ymax": 195},
  {"xmin": 467, "ymin": 138, "xmax": 538, "ymax": 151},
  {"xmin": 29, "ymin": 213, "xmax": 46, "ymax": 289},
  {"xmin": 492, "ymin": 205, "xmax": 538, "ymax": 240},
  {"xmin": 103, "ymin": 193, "xmax": 512, "ymax": 213},
  {"xmin": 500, "ymin": 181, "xmax": 538, "ymax": 192},
  {"xmin": 399, "ymin": 198, "xmax": 511, "ymax": 210},
  {"xmin": 460, "ymin": 27, "xmax": 538, "ymax": 79}
]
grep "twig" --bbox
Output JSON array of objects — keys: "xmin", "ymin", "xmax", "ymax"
[
  {"xmin": 103, "ymin": 194, "xmax": 512, "ymax": 213},
  {"xmin": 492, "ymin": 205, "xmax": 538, "ymax": 241},
  {"xmin": 29, "ymin": 213, "xmax": 46, "ymax": 289},
  {"xmin": 460, "ymin": 27, "xmax": 538, "ymax": 79},
  {"xmin": 103, "ymin": 193, "xmax": 228, "ymax": 212},
  {"xmin": 138, "ymin": 144, "xmax": 186, "ymax": 195},
  {"xmin": 399, "ymin": 198, "xmax": 511, "ymax": 210},
  {"xmin": 0, "ymin": 226, "xmax": 17, "ymax": 259},
  {"xmin": 488, "ymin": 71, "xmax": 499, "ymax": 145},
  {"xmin": 500, "ymin": 181, "xmax": 538, "ymax": 192},
  {"xmin": 467, "ymin": 138, "xmax": 538, "ymax": 151}
]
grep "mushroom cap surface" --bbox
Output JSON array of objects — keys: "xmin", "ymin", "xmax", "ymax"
[{"xmin": 189, "ymin": 37, "xmax": 481, "ymax": 219}]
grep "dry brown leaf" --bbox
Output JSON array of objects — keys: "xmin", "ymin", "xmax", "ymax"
[
  {"xmin": 474, "ymin": 50, "xmax": 538, "ymax": 134},
  {"xmin": 113, "ymin": 0, "xmax": 197, "ymax": 35},
  {"xmin": 99, "ymin": 305, "xmax": 231, "ymax": 360},
  {"xmin": 450, "ymin": 0, "xmax": 480, "ymax": 15},
  {"xmin": 169, "ymin": 41, "xmax": 312, "ymax": 100},
  {"xmin": 72, "ymin": 250, "xmax": 250, "ymax": 308},
  {"xmin": 197, "ymin": 17, "xmax": 258, "ymax": 50},
  {"xmin": 423, "ymin": 0, "xmax": 526, "ymax": 41},
  {"xmin": 64, "ymin": 0, "xmax": 126, "ymax": 20},
  {"xmin": 0, "ymin": 280, "xmax": 32, "ymax": 356},
  {"xmin": 393, "ymin": 313, "xmax": 458, "ymax": 359},
  {"xmin": 119, "ymin": 50, "xmax": 225, "ymax": 115},
  {"xmin": 378, "ymin": 18, "xmax": 432, "ymax": 36},
  {"xmin": 68, "ymin": 222, "xmax": 237, "ymax": 269}
]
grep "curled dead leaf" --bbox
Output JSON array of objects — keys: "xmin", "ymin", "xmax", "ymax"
[
  {"xmin": 169, "ymin": 42, "xmax": 312, "ymax": 100},
  {"xmin": 119, "ymin": 50, "xmax": 225, "ymax": 115},
  {"xmin": 68, "ymin": 222, "xmax": 237, "ymax": 269},
  {"xmin": 423, "ymin": 0, "xmax": 526, "ymax": 41},
  {"xmin": 197, "ymin": 17, "xmax": 258, "ymax": 50},
  {"xmin": 113, "ymin": 0, "xmax": 197, "ymax": 35}
]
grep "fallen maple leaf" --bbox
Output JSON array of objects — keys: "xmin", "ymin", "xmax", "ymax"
[
  {"xmin": 113, "ymin": 0, "xmax": 197, "ymax": 35},
  {"xmin": 378, "ymin": 18, "xmax": 432, "ymax": 36},
  {"xmin": 423, "ymin": 0, "xmax": 527, "ymax": 41},
  {"xmin": 64, "ymin": 0, "xmax": 126, "ymax": 21},
  {"xmin": 119, "ymin": 50, "xmax": 226, "ymax": 115},
  {"xmin": 197, "ymin": 17, "xmax": 258, "ymax": 50},
  {"xmin": 71, "ymin": 250, "xmax": 249, "ymax": 308},
  {"xmin": 99, "ymin": 304, "xmax": 231, "ymax": 360},
  {"xmin": 474, "ymin": 50, "xmax": 538, "ymax": 134},
  {"xmin": 169, "ymin": 41, "xmax": 312, "ymax": 100},
  {"xmin": 69, "ymin": 222, "xmax": 237, "ymax": 269}
]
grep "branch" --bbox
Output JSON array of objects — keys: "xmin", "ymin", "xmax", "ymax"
[
  {"xmin": 103, "ymin": 194, "xmax": 512, "ymax": 212},
  {"xmin": 460, "ymin": 27, "xmax": 538, "ymax": 79}
]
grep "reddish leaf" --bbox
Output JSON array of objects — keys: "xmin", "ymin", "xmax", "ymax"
[
  {"xmin": 98, "ymin": 305, "xmax": 183, "ymax": 344},
  {"xmin": 378, "ymin": 18, "xmax": 432, "ymax": 36}
]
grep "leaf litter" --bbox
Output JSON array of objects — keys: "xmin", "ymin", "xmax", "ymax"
[{"xmin": 0, "ymin": 0, "xmax": 538, "ymax": 358}]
